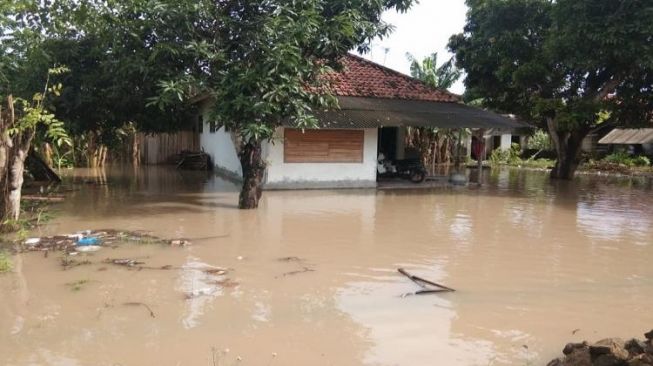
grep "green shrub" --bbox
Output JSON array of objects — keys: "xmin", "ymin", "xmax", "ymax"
[
  {"xmin": 0, "ymin": 251, "xmax": 12, "ymax": 273},
  {"xmin": 526, "ymin": 129, "xmax": 552, "ymax": 150},
  {"xmin": 490, "ymin": 143, "xmax": 522, "ymax": 165},
  {"xmin": 603, "ymin": 152, "xmax": 651, "ymax": 167},
  {"xmin": 631, "ymin": 155, "xmax": 651, "ymax": 167},
  {"xmin": 604, "ymin": 151, "xmax": 632, "ymax": 165},
  {"xmin": 489, "ymin": 148, "xmax": 509, "ymax": 165}
]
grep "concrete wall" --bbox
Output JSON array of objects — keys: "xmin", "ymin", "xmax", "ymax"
[
  {"xmin": 264, "ymin": 127, "xmax": 378, "ymax": 189},
  {"xmin": 199, "ymin": 107, "xmax": 242, "ymax": 180},
  {"xmin": 500, "ymin": 134, "xmax": 512, "ymax": 150}
]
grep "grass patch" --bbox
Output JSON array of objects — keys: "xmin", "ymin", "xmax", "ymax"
[
  {"xmin": 514, "ymin": 158, "xmax": 556, "ymax": 169},
  {"xmin": 581, "ymin": 160, "xmax": 653, "ymax": 176},
  {"xmin": 0, "ymin": 251, "xmax": 13, "ymax": 273}
]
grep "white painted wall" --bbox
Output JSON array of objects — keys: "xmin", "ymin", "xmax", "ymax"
[
  {"xmin": 500, "ymin": 133, "xmax": 512, "ymax": 150},
  {"xmin": 465, "ymin": 135, "xmax": 472, "ymax": 158},
  {"xmin": 264, "ymin": 127, "xmax": 378, "ymax": 189},
  {"xmin": 199, "ymin": 107, "xmax": 242, "ymax": 179}
]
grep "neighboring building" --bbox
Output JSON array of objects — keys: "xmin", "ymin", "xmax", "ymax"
[
  {"xmin": 198, "ymin": 54, "xmax": 522, "ymax": 189},
  {"xmin": 468, "ymin": 127, "xmax": 533, "ymax": 161},
  {"xmin": 598, "ymin": 128, "xmax": 653, "ymax": 156}
]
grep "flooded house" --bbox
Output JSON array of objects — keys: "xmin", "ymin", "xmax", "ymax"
[{"xmin": 197, "ymin": 54, "xmax": 521, "ymax": 189}]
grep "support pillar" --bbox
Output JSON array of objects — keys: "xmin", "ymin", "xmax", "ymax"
[
  {"xmin": 500, "ymin": 133, "xmax": 512, "ymax": 150},
  {"xmin": 396, "ymin": 127, "xmax": 406, "ymax": 159}
]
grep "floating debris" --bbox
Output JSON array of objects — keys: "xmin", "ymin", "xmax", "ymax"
[
  {"xmin": 277, "ymin": 266, "xmax": 314, "ymax": 278},
  {"xmin": 60, "ymin": 257, "xmax": 92, "ymax": 270},
  {"xmin": 24, "ymin": 238, "xmax": 40, "ymax": 245},
  {"xmin": 76, "ymin": 245, "xmax": 102, "ymax": 253},
  {"xmin": 104, "ymin": 258, "xmax": 145, "ymax": 267},
  {"xmin": 185, "ymin": 287, "xmax": 219, "ymax": 299},
  {"xmin": 21, "ymin": 194, "xmax": 65, "ymax": 202},
  {"xmin": 278, "ymin": 256, "xmax": 303, "ymax": 262},
  {"xmin": 19, "ymin": 229, "xmax": 191, "ymax": 253},
  {"xmin": 398, "ymin": 268, "xmax": 456, "ymax": 296},
  {"xmin": 211, "ymin": 278, "xmax": 239, "ymax": 288},
  {"xmin": 77, "ymin": 237, "xmax": 100, "ymax": 246},
  {"xmin": 65, "ymin": 279, "xmax": 91, "ymax": 291},
  {"xmin": 122, "ymin": 302, "xmax": 156, "ymax": 318},
  {"xmin": 170, "ymin": 239, "xmax": 192, "ymax": 247},
  {"xmin": 276, "ymin": 256, "xmax": 314, "ymax": 278},
  {"xmin": 203, "ymin": 268, "xmax": 228, "ymax": 276}
]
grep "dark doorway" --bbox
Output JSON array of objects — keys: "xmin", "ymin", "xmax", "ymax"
[
  {"xmin": 378, "ymin": 127, "xmax": 398, "ymax": 160},
  {"xmin": 493, "ymin": 135, "xmax": 501, "ymax": 150}
]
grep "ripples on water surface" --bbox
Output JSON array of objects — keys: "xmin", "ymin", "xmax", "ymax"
[{"xmin": 1, "ymin": 167, "xmax": 651, "ymax": 365}]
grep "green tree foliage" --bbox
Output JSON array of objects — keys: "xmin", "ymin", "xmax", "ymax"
[
  {"xmin": 3, "ymin": 1, "xmax": 203, "ymax": 167},
  {"xmin": 449, "ymin": 0, "xmax": 653, "ymax": 179},
  {"xmin": 48, "ymin": 1, "xmax": 202, "ymax": 134},
  {"xmin": 405, "ymin": 52, "xmax": 461, "ymax": 90}
]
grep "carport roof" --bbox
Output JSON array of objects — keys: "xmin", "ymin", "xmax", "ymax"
[
  {"xmin": 299, "ymin": 96, "xmax": 525, "ymax": 129},
  {"xmin": 598, "ymin": 128, "xmax": 653, "ymax": 144}
]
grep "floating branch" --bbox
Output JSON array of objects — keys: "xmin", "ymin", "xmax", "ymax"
[
  {"xmin": 123, "ymin": 302, "xmax": 156, "ymax": 318},
  {"xmin": 398, "ymin": 268, "xmax": 455, "ymax": 294},
  {"xmin": 277, "ymin": 266, "xmax": 314, "ymax": 278}
]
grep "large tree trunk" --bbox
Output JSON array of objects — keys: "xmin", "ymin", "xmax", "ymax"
[
  {"xmin": 238, "ymin": 139, "xmax": 265, "ymax": 209},
  {"xmin": 547, "ymin": 118, "xmax": 589, "ymax": 180},
  {"xmin": 0, "ymin": 96, "xmax": 35, "ymax": 226}
]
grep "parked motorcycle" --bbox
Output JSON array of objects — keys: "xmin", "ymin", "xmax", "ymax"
[{"xmin": 377, "ymin": 155, "xmax": 427, "ymax": 183}]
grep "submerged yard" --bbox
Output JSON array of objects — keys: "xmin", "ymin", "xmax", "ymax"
[{"xmin": 1, "ymin": 167, "xmax": 652, "ymax": 365}]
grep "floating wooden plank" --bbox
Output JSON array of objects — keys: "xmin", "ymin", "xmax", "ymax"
[{"xmin": 22, "ymin": 195, "xmax": 65, "ymax": 202}]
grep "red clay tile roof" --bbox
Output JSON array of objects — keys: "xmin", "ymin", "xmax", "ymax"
[{"xmin": 323, "ymin": 54, "xmax": 460, "ymax": 103}]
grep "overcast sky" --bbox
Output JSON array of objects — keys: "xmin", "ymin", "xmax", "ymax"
[{"xmin": 357, "ymin": 0, "xmax": 469, "ymax": 95}]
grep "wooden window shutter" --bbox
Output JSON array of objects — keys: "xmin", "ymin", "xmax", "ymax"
[{"xmin": 284, "ymin": 129, "xmax": 364, "ymax": 163}]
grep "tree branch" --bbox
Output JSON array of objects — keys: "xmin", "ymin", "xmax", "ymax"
[{"xmin": 593, "ymin": 76, "xmax": 623, "ymax": 102}]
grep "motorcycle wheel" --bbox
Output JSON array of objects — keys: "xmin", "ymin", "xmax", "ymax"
[{"xmin": 409, "ymin": 170, "xmax": 426, "ymax": 183}]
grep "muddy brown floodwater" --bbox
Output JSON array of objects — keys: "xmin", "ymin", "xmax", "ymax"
[{"xmin": 1, "ymin": 167, "xmax": 652, "ymax": 366}]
